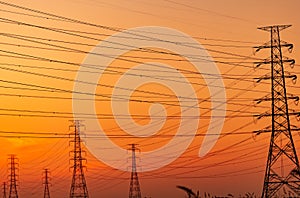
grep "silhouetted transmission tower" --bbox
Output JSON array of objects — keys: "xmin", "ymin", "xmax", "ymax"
[
  {"xmin": 254, "ymin": 25, "xmax": 300, "ymax": 197},
  {"xmin": 3, "ymin": 182, "xmax": 7, "ymax": 198},
  {"xmin": 43, "ymin": 169, "xmax": 51, "ymax": 198},
  {"xmin": 129, "ymin": 144, "xmax": 142, "ymax": 198},
  {"xmin": 8, "ymin": 155, "xmax": 18, "ymax": 198},
  {"xmin": 69, "ymin": 120, "xmax": 89, "ymax": 198}
]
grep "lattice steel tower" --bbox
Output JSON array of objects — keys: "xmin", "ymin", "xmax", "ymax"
[
  {"xmin": 8, "ymin": 155, "xmax": 18, "ymax": 198},
  {"xmin": 69, "ymin": 120, "xmax": 89, "ymax": 198},
  {"xmin": 3, "ymin": 182, "xmax": 7, "ymax": 198},
  {"xmin": 43, "ymin": 169, "xmax": 51, "ymax": 198},
  {"xmin": 129, "ymin": 144, "xmax": 142, "ymax": 198},
  {"xmin": 254, "ymin": 25, "xmax": 300, "ymax": 197}
]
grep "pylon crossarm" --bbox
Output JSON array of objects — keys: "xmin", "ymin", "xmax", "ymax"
[
  {"xmin": 253, "ymin": 41, "xmax": 271, "ymax": 52},
  {"xmin": 255, "ymin": 111, "xmax": 300, "ymax": 118},
  {"xmin": 254, "ymin": 58, "xmax": 294, "ymax": 68}
]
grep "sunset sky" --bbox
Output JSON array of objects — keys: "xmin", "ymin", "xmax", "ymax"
[{"xmin": 1, "ymin": 0, "xmax": 300, "ymax": 197}]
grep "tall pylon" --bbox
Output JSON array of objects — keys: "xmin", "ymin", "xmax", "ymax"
[
  {"xmin": 3, "ymin": 182, "xmax": 7, "ymax": 198},
  {"xmin": 128, "ymin": 144, "xmax": 142, "ymax": 198},
  {"xmin": 8, "ymin": 155, "xmax": 18, "ymax": 198},
  {"xmin": 69, "ymin": 120, "xmax": 89, "ymax": 198},
  {"xmin": 43, "ymin": 169, "xmax": 51, "ymax": 198},
  {"xmin": 254, "ymin": 25, "xmax": 300, "ymax": 197}
]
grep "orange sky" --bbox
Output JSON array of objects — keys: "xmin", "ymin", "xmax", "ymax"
[{"xmin": 1, "ymin": 0, "xmax": 300, "ymax": 197}]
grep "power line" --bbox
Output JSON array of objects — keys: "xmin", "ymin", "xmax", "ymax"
[
  {"xmin": 0, "ymin": 0, "xmax": 259, "ymax": 44},
  {"xmin": 0, "ymin": 17, "xmax": 262, "ymax": 62},
  {"xmin": 163, "ymin": 0, "xmax": 257, "ymax": 24}
]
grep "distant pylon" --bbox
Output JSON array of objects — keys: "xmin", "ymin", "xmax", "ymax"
[
  {"xmin": 128, "ymin": 144, "xmax": 142, "ymax": 198},
  {"xmin": 3, "ymin": 182, "xmax": 7, "ymax": 198},
  {"xmin": 69, "ymin": 120, "xmax": 89, "ymax": 198},
  {"xmin": 8, "ymin": 155, "xmax": 18, "ymax": 198},
  {"xmin": 254, "ymin": 25, "xmax": 300, "ymax": 197},
  {"xmin": 43, "ymin": 169, "xmax": 51, "ymax": 198}
]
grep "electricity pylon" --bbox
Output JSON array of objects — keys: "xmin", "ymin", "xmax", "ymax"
[
  {"xmin": 8, "ymin": 155, "xmax": 18, "ymax": 198},
  {"xmin": 3, "ymin": 182, "xmax": 7, "ymax": 198},
  {"xmin": 254, "ymin": 24, "xmax": 300, "ymax": 197},
  {"xmin": 69, "ymin": 120, "xmax": 89, "ymax": 198},
  {"xmin": 43, "ymin": 169, "xmax": 51, "ymax": 198},
  {"xmin": 128, "ymin": 144, "xmax": 142, "ymax": 198}
]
